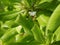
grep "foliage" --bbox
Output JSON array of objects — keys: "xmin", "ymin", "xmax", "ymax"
[{"xmin": 0, "ymin": 0, "xmax": 60, "ymax": 45}]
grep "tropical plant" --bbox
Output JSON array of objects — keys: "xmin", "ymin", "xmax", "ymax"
[{"xmin": 0, "ymin": 0, "xmax": 60, "ymax": 45}]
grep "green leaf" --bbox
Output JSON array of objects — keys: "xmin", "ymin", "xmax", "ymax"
[
  {"xmin": 0, "ymin": 28, "xmax": 18, "ymax": 42},
  {"xmin": 4, "ymin": 42, "xmax": 40, "ymax": 45},
  {"xmin": 1, "ymin": 0, "xmax": 21, "ymax": 6},
  {"xmin": 34, "ymin": 0, "xmax": 41, "ymax": 6},
  {"xmin": 15, "ymin": 14, "xmax": 34, "ymax": 35},
  {"xmin": 16, "ymin": 33, "xmax": 34, "ymax": 43},
  {"xmin": 46, "ymin": 4, "xmax": 60, "ymax": 33},
  {"xmin": 0, "ymin": 1, "xmax": 5, "ymax": 13},
  {"xmin": 7, "ymin": 5, "xmax": 15, "ymax": 11},
  {"xmin": 4, "ymin": 20, "xmax": 19, "ymax": 28},
  {"xmin": 37, "ymin": 14, "xmax": 49, "ymax": 27},
  {"xmin": 23, "ymin": 0, "xmax": 41, "ymax": 9},
  {"xmin": 31, "ymin": 24, "xmax": 45, "ymax": 43},
  {"xmin": 36, "ymin": 10, "xmax": 51, "ymax": 33},
  {"xmin": 36, "ymin": 0, "xmax": 60, "ymax": 11},
  {"xmin": 53, "ymin": 26, "xmax": 60, "ymax": 42},
  {"xmin": 36, "ymin": 8, "xmax": 52, "ymax": 18},
  {"xmin": 51, "ymin": 41, "xmax": 60, "ymax": 45},
  {"xmin": 0, "ymin": 11, "xmax": 20, "ymax": 21},
  {"xmin": 9, "ymin": 0, "xmax": 21, "ymax": 3},
  {"xmin": 22, "ymin": 0, "xmax": 30, "ymax": 8}
]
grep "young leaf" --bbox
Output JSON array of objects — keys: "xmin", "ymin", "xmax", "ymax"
[
  {"xmin": 37, "ymin": 14, "xmax": 49, "ymax": 27},
  {"xmin": 31, "ymin": 24, "xmax": 45, "ymax": 43},
  {"xmin": 0, "ymin": 28, "xmax": 18, "ymax": 42}
]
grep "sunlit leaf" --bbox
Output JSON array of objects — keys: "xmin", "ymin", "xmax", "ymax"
[{"xmin": 31, "ymin": 24, "xmax": 45, "ymax": 43}]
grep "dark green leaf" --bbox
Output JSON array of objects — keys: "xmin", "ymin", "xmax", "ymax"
[{"xmin": 15, "ymin": 14, "xmax": 34, "ymax": 35}]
